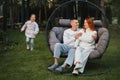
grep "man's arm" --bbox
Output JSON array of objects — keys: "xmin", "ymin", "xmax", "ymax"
[{"xmin": 63, "ymin": 30, "xmax": 75, "ymax": 45}]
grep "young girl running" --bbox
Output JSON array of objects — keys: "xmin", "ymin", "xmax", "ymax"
[{"xmin": 21, "ymin": 14, "xmax": 39, "ymax": 51}]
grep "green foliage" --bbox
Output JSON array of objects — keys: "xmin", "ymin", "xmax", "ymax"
[
  {"xmin": 0, "ymin": 0, "xmax": 4, "ymax": 5},
  {"xmin": 0, "ymin": 30, "xmax": 18, "ymax": 53},
  {"xmin": 40, "ymin": 20, "xmax": 48, "ymax": 28},
  {"xmin": 105, "ymin": 0, "xmax": 120, "ymax": 24}
]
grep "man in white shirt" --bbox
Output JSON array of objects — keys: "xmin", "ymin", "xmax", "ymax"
[{"xmin": 48, "ymin": 19, "xmax": 81, "ymax": 72}]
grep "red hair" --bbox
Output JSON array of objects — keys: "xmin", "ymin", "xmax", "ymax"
[{"xmin": 84, "ymin": 18, "xmax": 95, "ymax": 32}]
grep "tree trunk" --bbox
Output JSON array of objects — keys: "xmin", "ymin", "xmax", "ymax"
[
  {"xmin": 38, "ymin": 7, "xmax": 41, "ymax": 23},
  {"xmin": 9, "ymin": 0, "xmax": 14, "ymax": 26},
  {"xmin": 21, "ymin": 0, "xmax": 25, "ymax": 23},
  {"xmin": 100, "ymin": 0, "xmax": 108, "ymax": 27},
  {"xmin": 38, "ymin": 0, "xmax": 42, "ymax": 23},
  {"xmin": 100, "ymin": 0, "xmax": 105, "ymax": 13},
  {"xmin": 26, "ymin": 0, "xmax": 30, "ymax": 20},
  {"xmin": 44, "ymin": 1, "xmax": 47, "ymax": 20},
  {"xmin": 3, "ymin": 0, "xmax": 8, "ymax": 31},
  {"xmin": 118, "ymin": 10, "xmax": 120, "ymax": 24},
  {"xmin": 13, "ymin": 0, "xmax": 19, "ymax": 23},
  {"xmin": 105, "ymin": 5, "xmax": 112, "ymax": 24}
]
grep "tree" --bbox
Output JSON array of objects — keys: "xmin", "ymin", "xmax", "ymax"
[
  {"xmin": 105, "ymin": 0, "xmax": 120, "ymax": 24},
  {"xmin": 111, "ymin": 0, "xmax": 120, "ymax": 24},
  {"xmin": 9, "ymin": 0, "xmax": 14, "ymax": 25},
  {"xmin": 29, "ymin": 0, "xmax": 48, "ymax": 22},
  {"xmin": 105, "ymin": 4, "xmax": 112, "ymax": 24},
  {"xmin": 3, "ymin": 0, "xmax": 8, "ymax": 31}
]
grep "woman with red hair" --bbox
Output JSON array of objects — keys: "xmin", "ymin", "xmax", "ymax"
[{"xmin": 72, "ymin": 18, "xmax": 97, "ymax": 75}]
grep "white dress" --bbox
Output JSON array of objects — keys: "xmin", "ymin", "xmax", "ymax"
[{"xmin": 74, "ymin": 28, "xmax": 97, "ymax": 73}]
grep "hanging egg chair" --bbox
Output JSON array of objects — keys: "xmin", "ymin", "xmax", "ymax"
[
  {"xmin": 46, "ymin": 0, "xmax": 110, "ymax": 59},
  {"xmin": 46, "ymin": 0, "xmax": 111, "ymax": 76}
]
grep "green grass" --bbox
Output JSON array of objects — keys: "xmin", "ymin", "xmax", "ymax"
[{"xmin": 0, "ymin": 27, "xmax": 120, "ymax": 80}]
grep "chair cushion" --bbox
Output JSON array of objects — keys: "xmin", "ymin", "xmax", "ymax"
[
  {"xmin": 49, "ymin": 27, "xmax": 68, "ymax": 53},
  {"xmin": 94, "ymin": 20, "xmax": 102, "ymax": 28},
  {"xmin": 59, "ymin": 19, "xmax": 71, "ymax": 26},
  {"xmin": 89, "ymin": 28, "xmax": 109, "ymax": 59}
]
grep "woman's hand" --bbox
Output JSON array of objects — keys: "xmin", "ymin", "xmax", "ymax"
[
  {"xmin": 75, "ymin": 33, "xmax": 82, "ymax": 39},
  {"xmin": 92, "ymin": 34, "xmax": 97, "ymax": 40}
]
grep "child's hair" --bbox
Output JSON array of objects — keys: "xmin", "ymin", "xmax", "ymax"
[
  {"xmin": 84, "ymin": 17, "xmax": 95, "ymax": 32},
  {"xmin": 30, "ymin": 14, "xmax": 36, "ymax": 18}
]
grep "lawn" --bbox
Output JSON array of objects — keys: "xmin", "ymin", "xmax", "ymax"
[{"xmin": 0, "ymin": 26, "xmax": 120, "ymax": 80}]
